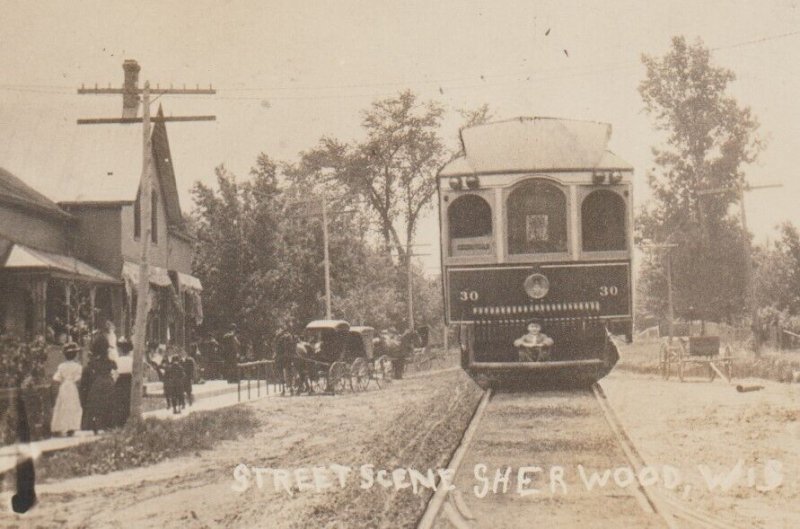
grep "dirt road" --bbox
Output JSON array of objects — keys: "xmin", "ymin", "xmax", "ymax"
[
  {"xmin": 2, "ymin": 370, "xmax": 481, "ymax": 529},
  {"xmin": 602, "ymin": 369, "xmax": 800, "ymax": 529}
]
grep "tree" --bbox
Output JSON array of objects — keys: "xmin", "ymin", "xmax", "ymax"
[
  {"xmin": 289, "ymin": 90, "xmax": 446, "ymax": 262},
  {"xmin": 637, "ymin": 36, "xmax": 762, "ymax": 325},
  {"xmin": 755, "ymin": 223, "xmax": 800, "ymax": 315}
]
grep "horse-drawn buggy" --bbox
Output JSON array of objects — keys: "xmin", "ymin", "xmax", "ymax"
[{"xmin": 285, "ymin": 320, "xmax": 393, "ymax": 395}]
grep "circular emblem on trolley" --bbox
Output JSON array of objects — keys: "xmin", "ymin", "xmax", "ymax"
[{"xmin": 524, "ymin": 273, "xmax": 550, "ymax": 299}]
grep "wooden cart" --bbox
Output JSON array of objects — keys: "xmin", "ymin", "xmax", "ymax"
[{"xmin": 659, "ymin": 336, "xmax": 733, "ymax": 382}]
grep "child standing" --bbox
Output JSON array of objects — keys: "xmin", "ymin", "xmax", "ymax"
[
  {"xmin": 180, "ymin": 350, "xmax": 196, "ymax": 406},
  {"xmin": 164, "ymin": 356, "xmax": 186, "ymax": 414},
  {"xmin": 50, "ymin": 342, "xmax": 83, "ymax": 436}
]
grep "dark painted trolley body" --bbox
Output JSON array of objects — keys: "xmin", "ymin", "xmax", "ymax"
[{"xmin": 438, "ymin": 117, "xmax": 634, "ymax": 385}]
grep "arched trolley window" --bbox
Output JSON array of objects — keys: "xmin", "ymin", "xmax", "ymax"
[
  {"xmin": 581, "ymin": 190, "xmax": 626, "ymax": 251},
  {"xmin": 507, "ymin": 179, "xmax": 567, "ymax": 254},
  {"xmin": 447, "ymin": 194, "xmax": 492, "ymax": 256}
]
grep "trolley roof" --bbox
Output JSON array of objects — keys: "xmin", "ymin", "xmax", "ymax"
[{"xmin": 440, "ymin": 117, "xmax": 633, "ymax": 177}]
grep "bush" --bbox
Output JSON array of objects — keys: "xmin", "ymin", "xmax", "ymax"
[
  {"xmin": 0, "ymin": 335, "xmax": 48, "ymax": 388},
  {"xmin": 39, "ymin": 406, "xmax": 259, "ymax": 480}
]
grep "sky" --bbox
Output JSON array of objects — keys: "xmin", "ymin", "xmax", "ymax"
[{"xmin": 2, "ymin": 0, "xmax": 800, "ymax": 274}]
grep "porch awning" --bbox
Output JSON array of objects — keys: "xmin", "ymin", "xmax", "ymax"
[
  {"xmin": 1, "ymin": 243, "xmax": 118, "ymax": 284},
  {"xmin": 175, "ymin": 271, "xmax": 202, "ymax": 292},
  {"xmin": 121, "ymin": 261, "xmax": 172, "ymax": 288}
]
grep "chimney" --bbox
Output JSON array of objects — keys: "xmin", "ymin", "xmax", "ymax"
[{"xmin": 122, "ymin": 59, "xmax": 141, "ymax": 118}]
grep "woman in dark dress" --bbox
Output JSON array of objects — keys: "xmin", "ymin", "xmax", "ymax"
[{"xmin": 81, "ymin": 334, "xmax": 117, "ymax": 433}]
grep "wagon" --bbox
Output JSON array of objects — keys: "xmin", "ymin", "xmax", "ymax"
[{"xmin": 659, "ymin": 335, "xmax": 733, "ymax": 382}]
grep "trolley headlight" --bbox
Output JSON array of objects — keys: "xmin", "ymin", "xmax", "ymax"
[
  {"xmin": 449, "ymin": 177, "xmax": 463, "ymax": 190},
  {"xmin": 524, "ymin": 273, "xmax": 550, "ymax": 299},
  {"xmin": 465, "ymin": 175, "xmax": 480, "ymax": 189},
  {"xmin": 610, "ymin": 170, "xmax": 623, "ymax": 184},
  {"xmin": 592, "ymin": 171, "xmax": 606, "ymax": 184}
]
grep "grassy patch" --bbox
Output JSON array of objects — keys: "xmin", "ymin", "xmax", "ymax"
[
  {"xmin": 617, "ymin": 340, "xmax": 800, "ymax": 383},
  {"xmin": 38, "ymin": 407, "xmax": 259, "ymax": 480},
  {"xmin": 287, "ymin": 371, "xmax": 484, "ymax": 529}
]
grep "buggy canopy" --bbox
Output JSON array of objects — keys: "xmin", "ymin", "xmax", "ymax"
[{"xmin": 305, "ymin": 320, "xmax": 350, "ymax": 332}]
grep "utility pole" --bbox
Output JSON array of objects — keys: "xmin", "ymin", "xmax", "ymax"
[
  {"xmin": 641, "ymin": 241, "xmax": 678, "ymax": 342},
  {"xmin": 698, "ymin": 182, "xmax": 782, "ymax": 351},
  {"xmin": 78, "ymin": 60, "xmax": 215, "ymax": 419},
  {"xmin": 397, "ymin": 244, "xmax": 431, "ymax": 331},
  {"xmin": 321, "ymin": 193, "xmax": 332, "ymax": 319},
  {"xmin": 288, "ymin": 191, "xmax": 355, "ymax": 320}
]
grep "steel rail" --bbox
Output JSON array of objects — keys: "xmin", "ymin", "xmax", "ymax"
[{"xmin": 416, "ymin": 388, "xmax": 492, "ymax": 529}]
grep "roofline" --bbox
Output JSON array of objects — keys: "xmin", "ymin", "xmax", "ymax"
[
  {"xmin": 0, "ymin": 267, "xmax": 121, "ymax": 285},
  {"xmin": 438, "ymin": 166, "xmax": 635, "ymax": 178},
  {"xmin": 458, "ymin": 115, "xmax": 613, "ymax": 135},
  {"xmin": 168, "ymin": 225, "xmax": 195, "ymax": 242},
  {"xmin": 0, "ymin": 195, "xmax": 74, "ymax": 222},
  {"xmin": 0, "ymin": 230, "xmax": 68, "ymax": 255},
  {"xmin": 58, "ymin": 200, "xmax": 133, "ymax": 208}
]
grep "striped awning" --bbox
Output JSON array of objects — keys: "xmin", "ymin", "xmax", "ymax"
[
  {"xmin": 121, "ymin": 261, "xmax": 172, "ymax": 288},
  {"xmin": 175, "ymin": 271, "xmax": 202, "ymax": 292}
]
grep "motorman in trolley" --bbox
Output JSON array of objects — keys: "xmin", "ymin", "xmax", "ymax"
[{"xmin": 513, "ymin": 319, "xmax": 554, "ymax": 362}]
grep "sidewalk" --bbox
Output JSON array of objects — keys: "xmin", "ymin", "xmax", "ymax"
[{"xmin": 0, "ymin": 381, "xmax": 278, "ymax": 474}]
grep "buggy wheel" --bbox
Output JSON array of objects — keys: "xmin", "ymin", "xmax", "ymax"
[
  {"xmin": 659, "ymin": 343, "xmax": 670, "ymax": 380},
  {"xmin": 350, "ymin": 358, "xmax": 370, "ymax": 392},
  {"xmin": 310, "ymin": 369, "xmax": 327, "ymax": 394},
  {"xmin": 329, "ymin": 362, "xmax": 350, "ymax": 395},
  {"xmin": 418, "ymin": 353, "xmax": 432, "ymax": 372}
]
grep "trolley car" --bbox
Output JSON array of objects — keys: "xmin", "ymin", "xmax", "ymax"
[{"xmin": 438, "ymin": 117, "xmax": 633, "ymax": 386}]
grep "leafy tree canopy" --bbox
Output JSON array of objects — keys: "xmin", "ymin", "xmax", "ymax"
[{"xmin": 637, "ymin": 36, "xmax": 762, "ymax": 324}]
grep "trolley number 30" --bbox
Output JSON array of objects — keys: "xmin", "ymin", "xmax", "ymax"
[
  {"xmin": 459, "ymin": 290, "xmax": 479, "ymax": 301},
  {"xmin": 599, "ymin": 285, "xmax": 619, "ymax": 297}
]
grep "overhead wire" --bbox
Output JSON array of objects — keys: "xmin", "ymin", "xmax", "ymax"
[{"xmin": 0, "ymin": 28, "xmax": 798, "ymax": 100}]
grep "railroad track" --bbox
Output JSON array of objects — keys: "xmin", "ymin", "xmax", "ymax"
[{"xmin": 417, "ymin": 382, "xmax": 743, "ymax": 529}]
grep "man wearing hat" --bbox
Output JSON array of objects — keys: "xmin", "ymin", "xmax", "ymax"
[{"xmin": 221, "ymin": 323, "xmax": 241, "ymax": 383}]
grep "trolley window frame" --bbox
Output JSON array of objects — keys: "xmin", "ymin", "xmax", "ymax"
[
  {"xmin": 577, "ymin": 185, "xmax": 631, "ymax": 261},
  {"xmin": 503, "ymin": 176, "xmax": 572, "ymax": 263},
  {"xmin": 441, "ymin": 188, "xmax": 497, "ymax": 266}
]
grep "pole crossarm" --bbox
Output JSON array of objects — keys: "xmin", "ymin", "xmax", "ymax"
[
  {"xmin": 78, "ymin": 86, "xmax": 215, "ymax": 95},
  {"xmin": 697, "ymin": 183, "xmax": 783, "ymax": 195},
  {"xmin": 77, "ymin": 116, "xmax": 217, "ymax": 125},
  {"xmin": 77, "ymin": 115, "xmax": 216, "ymax": 125}
]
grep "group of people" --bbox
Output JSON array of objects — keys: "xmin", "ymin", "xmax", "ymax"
[{"xmin": 49, "ymin": 321, "xmax": 133, "ymax": 436}]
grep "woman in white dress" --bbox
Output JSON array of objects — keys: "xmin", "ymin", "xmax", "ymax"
[
  {"xmin": 105, "ymin": 320, "xmax": 119, "ymax": 362},
  {"xmin": 50, "ymin": 342, "xmax": 83, "ymax": 436}
]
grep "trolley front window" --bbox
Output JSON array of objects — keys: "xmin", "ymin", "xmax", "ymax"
[
  {"xmin": 507, "ymin": 180, "xmax": 567, "ymax": 254},
  {"xmin": 448, "ymin": 194, "xmax": 493, "ymax": 256},
  {"xmin": 581, "ymin": 190, "xmax": 626, "ymax": 251}
]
